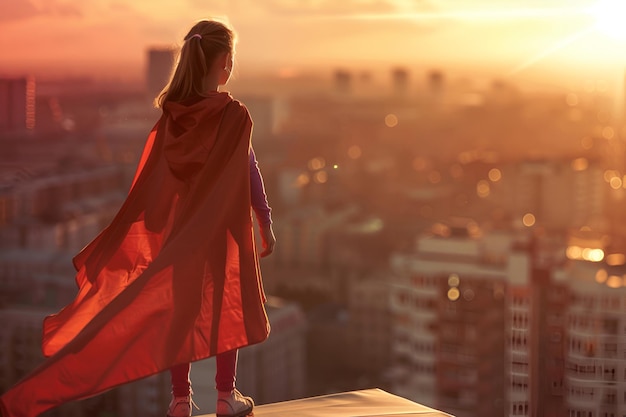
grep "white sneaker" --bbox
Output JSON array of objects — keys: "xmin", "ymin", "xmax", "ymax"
[
  {"xmin": 216, "ymin": 389, "xmax": 254, "ymax": 417},
  {"xmin": 167, "ymin": 395, "xmax": 192, "ymax": 417}
]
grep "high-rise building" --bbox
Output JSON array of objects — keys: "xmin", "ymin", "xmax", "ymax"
[
  {"xmin": 389, "ymin": 222, "xmax": 512, "ymax": 417},
  {"xmin": 0, "ymin": 77, "xmax": 35, "ymax": 133},
  {"xmin": 561, "ymin": 257, "xmax": 626, "ymax": 417},
  {"xmin": 146, "ymin": 48, "xmax": 176, "ymax": 98},
  {"xmin": 392, "ymin": 67, "xmax": 409, "ymax": 96},
  {"xmin": 390, "ymin": 223, "xmax": 626, "ymax": 417}
]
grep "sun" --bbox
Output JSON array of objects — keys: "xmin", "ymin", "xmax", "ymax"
[{"xmin": 589, "ymin": 0, "xmax": 626, "ymax": 40}]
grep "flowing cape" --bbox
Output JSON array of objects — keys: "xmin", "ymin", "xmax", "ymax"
[{"xmin": 0, "ymin": 92, "xmax": 270, "ymax": 417}]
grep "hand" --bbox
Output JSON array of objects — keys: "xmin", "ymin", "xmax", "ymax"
[{"xmin": 259, "ymin": 223, "xmax": 276, "ymax": 258}]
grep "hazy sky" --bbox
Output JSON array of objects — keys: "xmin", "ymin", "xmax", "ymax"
[{"xmin": 1, "ymin": 0, "xmax": 625, "ymax": 85}]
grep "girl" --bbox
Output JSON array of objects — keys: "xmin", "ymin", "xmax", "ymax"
[{"xmin": 0, "ymin": 19, "xmax": 275, "ymax": 417}]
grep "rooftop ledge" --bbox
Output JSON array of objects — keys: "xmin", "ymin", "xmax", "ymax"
[{"xmin": 200, "ymin": 388, "xmax": 453, "ymax": 417}]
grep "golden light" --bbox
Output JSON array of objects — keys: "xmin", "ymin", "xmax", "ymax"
[
  {"xmin": 595, "ymin": 269, "xmax": 608, "ymax": 283},
  {"xmin": 313, "ymin": 171, "xmax": 328, "ymax": 184},
  {"xmin": 571, "ymin": 157, "xmax": 589, "ymax": 171},
  {"xmin": 588, "ymin": 248, "xmax": 605, "ymax": 262},
  {"xmin": 589, "ymin": 0, "xmax": 626, "ymax": 40},
  {"xmin": 308, "ymin": 157, "xmax": 326, "ymax": 171},
  {"xmin": 602, "ymin": 126, "xmax": 615, "ymax": 140},
  {"xmin": 488, "ymin": 168, "xmax": 502, "ymax": 182},
  {"xmin": 448, "ymin": 274, "xmax": 460, "ymax": 287},
  {"xmin": 605, "ymin": 253, "xmax": 626, "ymax": 266},
  {"xmin": 428, "ymin": 171, "xmax": 442, "ymax": 184},
  {"xmin": 566, "ymin": 245, "xmax": 583, "ymax": 259},
  {"xmin": 581, "ymin": 136, "xmax": 594, "ymax": 150},
  {"xmin": 610, "ymin": 176, "xmax": 622, "ymax": 189},
  {"xmin": 347, "ymin": 145, "xmax": 362, "ymax": 159},
  {"xmin": 385, "ymin": 114, "xmax": 398, "ymax": 128},
  {"xmin": 604, "ymin": 170, "xmax": 619, "ymax": 183},
  {"xmin": 294, "ymin": 173, "xmax": 310, "ymax": 187},
  {"xmin": 447, "ymin": 287, "xmax": 460, "ymax": 301},
  {"xmin": 476, "ymin": 180, "xmax": 490, "ymax": 198},
  {"xmin": 606, "ymin": 275, "xmax": 622, "ymax": 288},
  {"xmin": 522, "ymin": 213, "xmax": 536, "ymax": 227}
]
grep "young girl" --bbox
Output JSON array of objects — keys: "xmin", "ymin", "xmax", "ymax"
[{"xmin": 0, "ymin": 19, "xmax": 275, "ymax": 417}]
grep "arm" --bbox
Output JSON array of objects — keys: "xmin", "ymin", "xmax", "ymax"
[{"xmin": 250, "ymin": 148, "xmax": 276, "ymax": 257}]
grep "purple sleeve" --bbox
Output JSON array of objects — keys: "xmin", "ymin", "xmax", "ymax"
[{"xmin": 249, "ymin": 147, "xmax": 272, "ymax": 225}]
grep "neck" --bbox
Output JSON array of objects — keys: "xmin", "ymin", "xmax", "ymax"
[{"xmin": 202, "ymin": 75, "xmax": 220, "ymax": 94}]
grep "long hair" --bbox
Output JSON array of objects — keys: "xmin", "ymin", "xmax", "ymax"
[{"xmin": 155, "ymin": 19, "xmax": 235, "ymax": 108}]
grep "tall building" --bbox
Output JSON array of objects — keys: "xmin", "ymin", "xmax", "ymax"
[
  {"xmin": 392, "ymin": 67, "xmax": 409, "ymax": 96},
  {"xmin": 146, "ymin": 47, "xmax": 176, "ymax": 98},
  {"xmin": 390, "ymin": 223, "xmax": 626, "ymax": 417},
  {"xmin": 389, "ymin": 222, "xmax": 513, "ymax": 417},
  {"xmin": 561, "ymin": 258, "xmax": 626, "ymax": 417},
  {"xmin": 492, "ymin": 160, "xmax": 606, "ymax": 232},
  {"xmin": 0, "ymin": 77, "xmax": 35, "ymax": 133}
]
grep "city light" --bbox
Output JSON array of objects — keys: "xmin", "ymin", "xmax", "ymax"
[
  {"xmin": 605, "ymin": 253, "xmax": 626, "ymax": 266},
  {"xmin": 313, "ymin": 171, "xmax": 328, "ymax": 184},
  {"xmin": 294, "ymin": 173, "xmax": 310, "ymax": 187},
  {"xmin": 347, "ymin": 145, "xmax": 362, "ymax": 159},
  {"xmin": 602, "ymin": 126, "xmax": 615, "ymax": 140},
  {"xmin": 522, "ymin": 213, "xmax": 536, "ymax": 227},
  {"xmin": 571, "ymin": 158, "xmax": 589, "ymax": 172},
  {"xmin": 447, "ymin": 287, "xmax": 460, "ymax": 301},
  {"xmin": 308, "ymin": 157, "xmax": 326, "ymax": 171},
  {"xmin": 448, "ymin": 274, "xmax": 460, "ymax": 287},
  {"xmin": 385, "ymin": 114, "xmax": 398, "ymax": 128},
  {"xmin": 567, "ymin": 246, "xmax": 605, "ymax": 262},
  {"xmin": 595, "ymin": 269, "xmax": 608, "ymax": 283},
  {"xmin": 476, "ymin": 180, "xmax": 490, "ymax": 198},
  {"xmin": 488, "ymin": 168, "xmax": 502, "ymax": 182},
  {"xmin": 606, "ymin": 275, "xmax": 622, "ymax": 288},
  {"xmin": 609, "ymin": 176, "xmax": 622, "ymax": 190}
]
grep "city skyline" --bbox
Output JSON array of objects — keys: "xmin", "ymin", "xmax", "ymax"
[{"xmin": 2, "ymin": 0, "xmax": 626, "ymax": 88}]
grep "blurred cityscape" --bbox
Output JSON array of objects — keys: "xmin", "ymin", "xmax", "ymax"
[{"xmin": 1, "ymin": 46, "xmax": 626, "ymax": 417}]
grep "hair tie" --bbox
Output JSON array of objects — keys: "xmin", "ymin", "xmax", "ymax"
[{"xmin": 188, "ymin": 34, "xmax": 202, "ymax": 41}]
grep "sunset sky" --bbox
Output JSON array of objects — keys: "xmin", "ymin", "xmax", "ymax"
[{"xmin": 1, "ymin": 0, "xmax": 625, "ymax": 86}]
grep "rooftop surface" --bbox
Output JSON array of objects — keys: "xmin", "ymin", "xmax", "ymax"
[{"xmin": 200, "ymin": 388, "xmax": 453, "ymax": 417}]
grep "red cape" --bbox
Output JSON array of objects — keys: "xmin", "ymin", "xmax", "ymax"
[{"xmin": 0, "ymin": 92, "xmax": 270, "ymax": 417}]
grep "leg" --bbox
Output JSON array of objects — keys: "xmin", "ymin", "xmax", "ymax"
[
  {"xmin": 216, "ymin": 349, "xmax": 253, "ymax": 416},
  {"xmin": 170, "ymin": 363, "xmax": 192, "ymax": 397},
  {"xmin": 215, "ymin": 349, "xmax": 238, "ymax": 392}
]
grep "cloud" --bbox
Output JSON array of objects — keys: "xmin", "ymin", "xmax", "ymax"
[{"xmin": 0, "ymin": 0, "xmax": 82, "ymax": 22}]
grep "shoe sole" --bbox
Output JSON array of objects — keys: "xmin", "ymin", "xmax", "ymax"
[{"xmin": 216, "ymin": 405, "xmax": 253, "ymax": 417}]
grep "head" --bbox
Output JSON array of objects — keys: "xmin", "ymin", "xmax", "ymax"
[{"xmin": 156, "ymin": 19, "xmax": 236, "ymax": 108}]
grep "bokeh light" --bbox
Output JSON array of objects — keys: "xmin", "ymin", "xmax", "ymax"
[
  {"xmin": 347, "ymin": 145, "xmax": 362, "ymax": 159},
  {"xmin": 385, "ymin": 114, "xmax": 398, "ymax": 128},
  {"xmin": 522, "ymin": 213, "xmax": 536, "ymax": 227},
  {"xmin": 488, "ymin": 168, "xmax": 502, "ymax": 182},
  {"xmin": 447, "ymin": 287, "xmax": 460, "ymax": 301}
]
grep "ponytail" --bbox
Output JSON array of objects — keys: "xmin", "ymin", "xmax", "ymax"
[{"xmin": 155, "ymin": 19, "xmax": 235, "ymax": 108}]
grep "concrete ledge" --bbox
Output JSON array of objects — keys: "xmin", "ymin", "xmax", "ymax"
[{"xmin": 199, "ymin": 388, "xmax": 453, "ymax": 417}]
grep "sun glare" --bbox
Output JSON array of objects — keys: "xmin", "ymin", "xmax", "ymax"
[{"xmin": 589, "ymin": 0, "xmax": 626, "ymax": 40}]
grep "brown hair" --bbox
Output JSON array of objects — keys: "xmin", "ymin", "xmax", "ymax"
[{"xmin": 155, "ymin": 19, "xmax": 235, "ymax": 108}]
